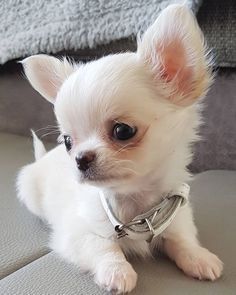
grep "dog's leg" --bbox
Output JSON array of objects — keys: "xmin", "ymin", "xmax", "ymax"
[
  {"xmin": 161, "ymin": 204, "xmax": 223, "ymax": 280},
  {"xmin": 51, "ymin": 228, "xmax": 137, "ymax": 293},
  {"xmin": 93, "ymin": 240, "xmax": 138, "ymax": 294}
]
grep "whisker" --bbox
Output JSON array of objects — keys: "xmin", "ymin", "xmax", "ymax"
[
  {"xmin": 35, "ymin": 125, "xmax": 60, "ymax": 133},
  {"xmin": 36, "ymin": 125, "xmax": 59, "ymax": 130},
  {"xmin": 111, "ymin": 143, "xmax": 135, "ymax": 157},
  {"xmin": 109, "ymin": 158, "xmax": 141, "ymax": 176},
  {"xmin": 120, "ymin": 166, "xmax": 140, "ymax": 176},
  {"xmin": 41, "ymin": 130, "xmax": 60, "ymax": 138},
  {"xmin": 112, "ymin": 158, "xmax": 134, "ymax": 164},
  {"xmin": 111, "ymin": 157, "xmax": 135, "ymax": 165}
]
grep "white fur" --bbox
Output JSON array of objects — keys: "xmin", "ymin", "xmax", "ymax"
[
  {"xmin": 31, "ymin": 129, "xmax": 47, "ymax": 160},
  {"xmin": 17, "ymin": 5, "xmax": 223, "ymax": 293}
]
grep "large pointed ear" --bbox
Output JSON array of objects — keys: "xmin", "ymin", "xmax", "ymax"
[
  {"xmin": 21, "ymin": 55, "xmax": 76, "ymax": 103},
  {"xmin": 137, "ymin": 5, "xmax": 212, "ymax": 106}
]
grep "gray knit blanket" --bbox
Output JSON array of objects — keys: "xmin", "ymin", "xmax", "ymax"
[{"xmin": 0, "ymin": 0, "xmax": 202, "ymax": 64}]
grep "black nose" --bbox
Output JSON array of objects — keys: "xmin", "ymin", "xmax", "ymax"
[{"xmin": 76, "ymin": 151, "xmax": 96, "ymax": 171}]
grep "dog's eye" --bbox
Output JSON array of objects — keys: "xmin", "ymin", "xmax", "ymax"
[
  {"xmin": 64, "ymin": 135, "xmax": 73, "ymax": 151},
  {"xmin": 113, "ymin": 123, "xmax": 137, "ymax": 141}
]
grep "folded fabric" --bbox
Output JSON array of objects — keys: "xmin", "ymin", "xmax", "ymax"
[{"xmin": 0, "ymin": 0, "xmax": 202, "ymax": 64}]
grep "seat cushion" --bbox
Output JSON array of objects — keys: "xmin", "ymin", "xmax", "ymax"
[
  {"xmin": 0, "ymin": 253, "xmax": 104, "ymax": 295},
  {"xmin": 0, "ymin": 133, "xmax": 50, "ymax": 279},
  {"xmin": 0, "ymin": 132, "xmax": 235, "ymax": 294}
]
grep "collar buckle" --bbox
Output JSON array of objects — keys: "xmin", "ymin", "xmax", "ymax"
[{"xmin": 100, "ymin": 183, "xmax": 190, "ymax": 242}]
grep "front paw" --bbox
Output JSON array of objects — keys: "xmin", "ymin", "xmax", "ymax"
[
  {"xmin": 176, "ymin": 246, "xmax": 223, "ymax": 281},
  {"xmin": 95, "ymin": 260, "xmax": 137, "ymax": 294}
]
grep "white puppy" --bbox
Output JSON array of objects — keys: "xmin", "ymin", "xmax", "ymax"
[{"xmin": 17, "ymin": 5, "xmax": 223, "ymax": 294}]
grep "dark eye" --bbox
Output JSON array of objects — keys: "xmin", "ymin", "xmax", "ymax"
[
  {"xmin": 64, "ymin": 135, "xmax": 72, "ymax": 151},
  {"xmin": 112, "ymin": 123, "xmax": 137, "ymax": 141}
]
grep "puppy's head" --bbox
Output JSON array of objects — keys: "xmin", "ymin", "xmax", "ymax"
[{"xmin": 22, "ymin": 5, "xmax": 212, "ymax": 192}]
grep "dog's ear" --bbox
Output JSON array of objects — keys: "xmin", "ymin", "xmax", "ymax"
[
  {"xmin": 21, "ymin": 55, "xmax": 76, "ymax": 103},
  {"xmin": 137, "ymin": 5, "xmax": 212, "ymax": 106}
]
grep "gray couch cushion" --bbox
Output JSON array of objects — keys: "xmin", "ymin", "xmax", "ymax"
[
  {"xmin": 0, "ymin": 132, "xmax": 235, "ymax": 294},
  {"xmin": 0, "ymin": 253, "xmax": 104, "ymax": 295},
  {"xmin": 190, "ymin": 69, "xmax": 236, "ymax": 173},
  {"xmin": 0, "ymin": 133, "xmax": 50, "ymax": 279}
]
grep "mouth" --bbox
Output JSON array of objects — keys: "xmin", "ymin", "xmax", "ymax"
[
  {"xmin": 79, "ymin": 171, "xmax": 116, "ymax": 182},
  {"xmin": 80, "ymin": 174, "xmax": 116, "ymax": 183},
  {"xmin": 79, "ymin": 172, "xmax": 131, "ymax": 185}
]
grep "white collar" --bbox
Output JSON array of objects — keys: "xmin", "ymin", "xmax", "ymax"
[{"xmin": 99, "ymin": 183, "xmax": 190, "ymax": 242}]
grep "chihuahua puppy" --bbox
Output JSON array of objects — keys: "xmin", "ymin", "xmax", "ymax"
[{"xmin": 17, "ymin": 5, "xmax": 223, "ymax": 294}]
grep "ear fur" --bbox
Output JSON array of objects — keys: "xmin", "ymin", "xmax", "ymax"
[
  {"xmin": 21, "ymin": 55, "xmax": 76, "ymax": 103},
  {"xmin": 137, "ymin": 4, "xmax": 212, "ymax": 106}
]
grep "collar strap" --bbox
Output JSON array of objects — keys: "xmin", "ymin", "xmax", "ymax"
[{"xmin": 99, "ymin": 183, "xmax": 190, "ymax": 242}]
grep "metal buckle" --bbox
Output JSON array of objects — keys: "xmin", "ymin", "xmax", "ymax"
[
  {"xmin": 144, "ymin": 218, "xmax": 155, "ymax": 243},
  {"xmin": 115, "ymin": 225, "xmax": 128, "ymax": 239},
  {"xmin": 115, "ymin": 212, "xmax": 158, "ymax": 242},
  {"xmin": 115, "ymin": 219, "xmax": 146, "ymax": 239}
]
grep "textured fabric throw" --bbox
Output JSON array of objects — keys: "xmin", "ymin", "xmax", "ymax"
[{"xmin": 0, "ymin": 0, "xmax": 202, "ymax": 64}]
